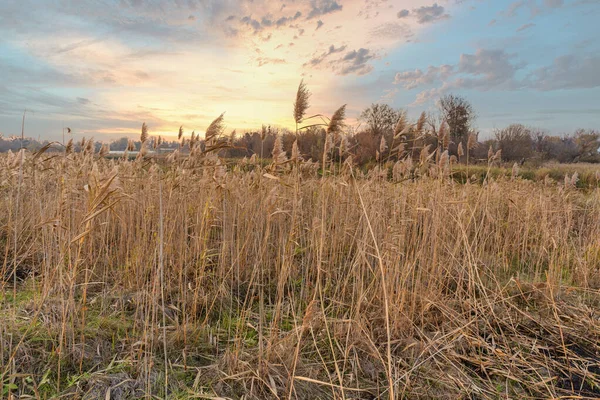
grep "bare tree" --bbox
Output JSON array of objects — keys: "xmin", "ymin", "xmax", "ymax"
[
  {"xmin": 438, "ymin": 94, "xmax": 475, "ymax": 144},
  {"xmin": 360, "ymin": 103, "xmax": 402, "ymax": 137},
  {"xmin": 574, "ymin": 129, "xmax": 600, "ymax": 162},
  {"xmin": 495, "ymin": 124, "xmax": 534, "ymax": 162}
]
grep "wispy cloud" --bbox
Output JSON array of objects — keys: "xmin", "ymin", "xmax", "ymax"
[
  {"xmin": 337, "ymin": 48, "xmax": 376, "ymax": 75},
  {"xmin": 0, "ymin": 0, "xmax": 596, "ymax": 138},
  {"xmin": 0, "ymin": 0, "xmax": 446, "ymax": 138},
  {"xmin": 517, "ymin": 22, "xmax": 535, "ymax": 32},
  {"xmin": 395, "ymin": 3, "xmax": 450, "ymax": 24},
  {"xmin": 394, "ymin": 49, "xmax": 600, "ymax": 105},
  {"xmin": 413, "ymin": 3, "xmax": 450, "ymax": 24},
  {"xmin": 307, "ymin": 0, "xmax": 343, "ymax": 19}
]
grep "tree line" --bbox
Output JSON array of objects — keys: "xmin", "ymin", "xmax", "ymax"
[{"xmin": 1, "ymin": 92, "xmax": 597, "ymax": 165}]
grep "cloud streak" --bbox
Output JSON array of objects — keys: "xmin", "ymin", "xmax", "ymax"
[
  {"xmin": 396, "ymin": 3, "xmax": 450, "ymax": 24},
  {"xmin": 394, "ymin": 49, "xmax": 600, "ymax": 104},
  {"xmin": 0, "ymin": 0, "xmax": 596, "ymax": 138}
]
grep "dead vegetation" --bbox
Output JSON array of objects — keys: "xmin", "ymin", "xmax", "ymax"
[
  {"xmin": 1, "ymin": 119, "xmax": 600, "ymax": 399},
  {"xmin": 0, "ymin": 142, "xmax": 600, "ymax": 399}
]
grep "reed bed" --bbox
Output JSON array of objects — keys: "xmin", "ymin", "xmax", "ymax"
[{"xmin": 1, "ymin": 150, "xmax": 599, "ymax": 399}]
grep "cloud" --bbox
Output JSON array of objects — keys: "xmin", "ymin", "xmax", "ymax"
[
  {"xmin": 412, "ymin": 87, "xmax": 446, "ymax": 105},
  {"xmin": 394, "ymin": 49, "xmax": 523, "ymax": 103},
  {"xmin": 397, "ymin": 50, "xmax": 524, "ymax": 103},
  {"xmin": 380, "ymin": 87, "xmax": 399, "ymax": 101},
  {"xmin": 393, "ymin": 3, "xmax": 449, "ymax": 25},
  {"xmin": 501, "ymin": 0, "xmax": 565, "ymax": 18},
  {"xmin": 305, "ymin": 46, "xmax": 375, "ymax": 76},
  {"xmin": 370, "ymin": 22, "xmax": 413, "ymax": 40},
  {"xmin": 240, "ymin": 15, "xmax": 263, "ymax": 31},
  {"xmin": 394, "ymin": 65, "xmax": 454, "ymax": 88},
  {"xmin": 305, "ymin": 44, "xmax": 348, "ymax": 66},
  {"xmin": 307, "ymin": 0, "xmax": 343, "ymax": 19},
  {"xmin": 54, "ymin": 37, "xmax": 107, "ymax": 55},
  {"xmin": 5, "ymin": 0, "xmax": 543, "ymax": 138},
  {"xmin": 516, "ymin": 22, "xmax": 535, "ymax": 32},
  {"xmin": 413, "ymin": 3, "xmax": 449, "ymax": 24},
  {"xmin": 337, "ymin": 48, "xmax": 375, "ymax": 75},
  {"xmin": 502, "ymin": 0, "xmax": 527, "ymax": 17},
  {"xmin": 256, "ymin": 57, "xmax": 287, "ymax": 66},
  {"xmin": 240, "ymin": 10, "xmax": 302, "ymax": 32},
  {"xmin": 395, "ymin": 49, "xmax": 600, "ymax": 105},
  {"xmin": 275, "ymin": 11, "xmax": 302, "ymax": 27},
  {"xmin": 457, "ymin": 49, "xmax": 521, "ymax": 87},
  {"xmin": 397, "ymin": 9, "xmax": 410, "ymax": 18},
  {"xmin": 544, "ymin": 0, "xmax": 564, "ymax": 8},
  {"xmin": 526, "ymin": 55, "xmax": 600, "ymax": 90}
]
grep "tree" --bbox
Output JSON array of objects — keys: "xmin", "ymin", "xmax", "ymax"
[
  {"xmin": 438, "ymin": 94, "xmax": 475, "ymax": 143},
  {"xmin": 494, "ymin": 124, "xmax": 534, "ymax": 162},
  {"xmin": 110, "ymin": 137, "xmax": 130, "ymax": 151},
  {"xmin": 359, "ymin": 103, "xmax": 401, "ymax": 137},
  {"xmin": 574, "ymin": 129, "xmax": 600, "ymax": 162},
  {"xmin": 541, "ymin": 136, "xmax": 579, "ymax": 163},
  {"xmin": 531, "ymin": 129, "xmax": 547, "ymax": 154}
]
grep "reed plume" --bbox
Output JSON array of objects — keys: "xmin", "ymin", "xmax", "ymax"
[
  {"xmin": 440, "ymin": 122, "xmax": 450, "ymax": 149},
  {"xmin": 339, "ymin": 135, "xmax": 350, "ymax": 157},
  {"xmin": 571, "ymin": 172, "xmax": 579, "ymax": 187},
  {"xmin": 493, "ymin": 149, "xmax": 502, "ymax": 161},
  {"xmin": 420, "ymin": 144, "xmax": 432, "ymax": 165},
  {"xmin": 65, "ymin": 139, "xmax": 74, "ymax": 154},
  {"xmin": 416, "ymin": 111, "xmax": 426, "ymax": 134},
  {"xmin": 467, "ymin": 132, "xmax": 477, "ymax": 150},
  {"xmin": 394, "ymin": 112, "xmax": 408, "ymax": 139},
  {"xmin": 84, "ymin": 138, "xmax": 94, "ymax": 155},
  {"xmin": 293, "ymin": 79, "xmax": 311, "ymax": 131},
  {"xmin": 379, "ymin": 135, "xmax": 387, "ymax": 155},
  {"xmin": 327, "ymin": 105, "xmax": 346, "ymax": 135},
  {"xmin": 272, "ymin": 135, "xmax": 287, "ymax": 164},
  {"xmin": 439, "ymin": 149, "xmax": 449, "ymax": 176},
  {"xmin": 141, "ymin": 122, "xmax": 149, "ymax": 143},
  {"xmin": 291, "ymin": 139, "xmax": 300, "ymax": 161},
  {"xmin": 99, "ymin": 143, "xmax": 109, "ymax": 157},
  {"xmin": 190, "ymin": 131, "xmax": 197, "ymax": 150},
  {"xmin": 205, "ymin": 113, "xmax": 225, "ymax": 146}
]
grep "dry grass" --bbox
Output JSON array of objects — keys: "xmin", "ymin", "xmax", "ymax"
[{"xmin": 1, "ymin": 149, "xmax": 600, "ymax": 399}]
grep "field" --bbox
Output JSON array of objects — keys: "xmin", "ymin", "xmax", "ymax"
[{"xmin": 1, "ymin": 148, "xmax": 600, "ymax": 399}]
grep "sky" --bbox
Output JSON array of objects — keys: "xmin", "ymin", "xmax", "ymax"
[{"xmin": 0, "ymin": 0, "xmax": 599, "ymax": 142}]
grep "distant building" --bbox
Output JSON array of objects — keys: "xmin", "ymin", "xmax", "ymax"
[{"xmin": 107, "ymin": 148, "xmax": 176, "ymax": 158}]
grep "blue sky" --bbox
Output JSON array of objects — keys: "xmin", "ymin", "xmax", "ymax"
[{"xmin": 0, "ymin": 0, "xmax": 598, "ymax": 141}]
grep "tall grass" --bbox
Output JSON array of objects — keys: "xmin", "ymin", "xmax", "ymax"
[{"xmin": 1, "ymin": 145, "xmax": 599, "ymax": 398}]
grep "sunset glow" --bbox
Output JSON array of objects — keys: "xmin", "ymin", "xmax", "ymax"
[{"xmin": 1, "ymin": 0, "xmax": 598, "ymax": 140}]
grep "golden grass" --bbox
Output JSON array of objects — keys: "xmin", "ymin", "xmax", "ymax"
[{"xmin": 0, "ymin": 150, "xmax": 599, "ymax": 399}]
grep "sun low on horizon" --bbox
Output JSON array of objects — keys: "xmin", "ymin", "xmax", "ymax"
[{"xmin": 0, "ymin": 0, "xmax": 598, "ymax": 141}]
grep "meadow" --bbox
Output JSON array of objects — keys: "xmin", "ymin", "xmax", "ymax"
[{"xmin": 1, "ymin": 130, "xmax": 599, "ymax": 400}]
